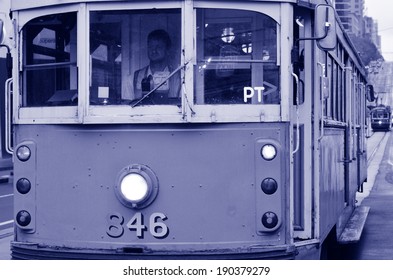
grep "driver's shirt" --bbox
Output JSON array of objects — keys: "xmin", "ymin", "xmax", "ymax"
[
  {"xmin": 136, "ymin": 66, "xmax": 170, "ymax": 92},
  {"xmin": 132, "ymin": 64, "xmax": 181, "ymax": 100}
]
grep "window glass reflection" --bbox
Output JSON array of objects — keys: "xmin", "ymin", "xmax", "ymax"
[{"xmin": 195, "ymin": 9, "xmax": 280, "ymax": 105}]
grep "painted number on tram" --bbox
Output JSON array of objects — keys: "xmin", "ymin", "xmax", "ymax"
[{"xmin": 106, "ymin": 212, "xmax": 169, "ymax": 239}]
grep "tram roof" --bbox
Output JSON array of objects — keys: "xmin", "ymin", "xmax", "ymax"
[{"xmin": 10, "ymin": 0, "xmax": 300, "ymax": 11}]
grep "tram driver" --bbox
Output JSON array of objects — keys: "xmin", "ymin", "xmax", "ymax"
[{"xmin": 132, "ymin": 29, "xmax": 181, "ymax": 105}]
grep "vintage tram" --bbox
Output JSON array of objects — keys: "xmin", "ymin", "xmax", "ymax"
[
  {"xmin": 1, "ymin": 0, "xmax": 372, "ymax": 259},
  {"xmin": 370, "ymin": 105, "xmax": 391, "ymax": 131}
]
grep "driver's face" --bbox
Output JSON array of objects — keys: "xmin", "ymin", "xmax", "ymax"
[{"xmin": 147, "ymin": 39, "xmax": 168, "ymax": 63}]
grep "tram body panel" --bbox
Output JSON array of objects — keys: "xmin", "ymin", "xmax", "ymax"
[
  {"xmin": 318, "ymin": 127, "xmax": 345, "ymax": 238},
  {"xmin": 13, "ymin": 123, "xmax": 291, "ymax": 255},
  {"xmin": 318, "ymin": 124, "xmax": 365, "ymax": 241}
]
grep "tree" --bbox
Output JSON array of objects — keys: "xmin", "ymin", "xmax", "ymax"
[{"xmin": 349, "ymin": 35, "xmax": 383, "ymax": 66}]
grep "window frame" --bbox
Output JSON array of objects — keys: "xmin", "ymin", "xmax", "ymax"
[
  {"xmin": 84, "ymin": 2, "xmax": 185, "ymax": 124},
  {"xmin": 15, "ymin": 1, "xmax": 290, "ymax": 124},
  {"xmin": 16, "ymin": 4, "xmax": 81, "ymax": 124},
  {"xmin": 189, "ymin": 2, "xmax": 284, "ymax": 123}
]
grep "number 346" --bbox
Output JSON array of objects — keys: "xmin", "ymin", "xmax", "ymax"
[{"xmin": 106, "ymin": 212, "xmax": 169, "ymax": 239}]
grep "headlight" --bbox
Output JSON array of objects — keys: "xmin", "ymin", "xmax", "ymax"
[
  {"xmin": 115, "ymin": 164, "xmax": 159, "ymax": 209},
  {"xmin": 120, "ymin": 173, "xmax": 149, "ymax": 203},
  {"xmin": 261, "ymin": 144, "xmax": 277, "ymax": 161}
]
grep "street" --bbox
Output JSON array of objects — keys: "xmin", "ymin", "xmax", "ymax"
[{"xmin": 0, "ymin": 170, "xmax": 13, "ymax": 232}]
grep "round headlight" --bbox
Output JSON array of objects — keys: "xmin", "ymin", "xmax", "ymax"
[
  {"xmin": 115, "ymin": 164, "xmax": 159, "ymax": 209},
  {"xmin": 16, "ymin": 145, "xmax": 31, "ymax": 162},
  {"xmin": 120, "ymin": 173, "xmax": 149, "ymax": 203},
  {"xmin": 261, "ymin": 144, "xmax": 277, "ymax": 161}
]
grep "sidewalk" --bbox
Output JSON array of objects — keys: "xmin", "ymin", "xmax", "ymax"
[
  {"xmin": 353, "ymin": 132, "xmax": 393, "ymax": 259},
  {"xmin": 357, "ymin": 132, "xmax": 390, "ymax": 205}
]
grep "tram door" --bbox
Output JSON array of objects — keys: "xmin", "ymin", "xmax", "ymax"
[
  {"xmin": 0, "ymin": 56, "xmax": 12, "ymax": 165},
  {"xmin": 292, "ymin": 8, "xmax": 313, "ymax": 240}
]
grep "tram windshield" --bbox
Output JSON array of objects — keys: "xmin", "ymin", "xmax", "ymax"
[
  {"xmin": 372, "ymin": 109, "xmax": 389, "ymax": 119},
  {"xmin": 20, "ymin": 6, "xmax": 280, "ymax": 111},
  {"xmin": 89, "ymin": 9, "xmax": 181, "ymax": 106}
]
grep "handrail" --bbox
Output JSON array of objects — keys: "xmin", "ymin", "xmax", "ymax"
[
  {"xmin": 317, "ymin": 62, "xmax": 325, "ymax": 141},
  {"xmin": 291, "ymin": 72, "xmax": 300, "ymax": 156},
  {"xmin": 5, "ymin": 78, "xmax": 13, "ymax": 155}
]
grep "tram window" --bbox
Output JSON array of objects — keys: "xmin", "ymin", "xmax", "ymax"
[
  {"xmin": 89, "ymin": 9, "xmax": 181, "ymax": 106},
  {"xmin": 195, "ymin": 9, "xmax": 280, "ymax": 105},
  {"xmin": 22, "ymin": 13, "xmax": 77, "ymax": 107}
]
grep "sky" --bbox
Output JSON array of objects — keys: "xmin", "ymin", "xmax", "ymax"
[{"xmin": 364, "ymin": 0, "xmax": 393, "ymax": 61}]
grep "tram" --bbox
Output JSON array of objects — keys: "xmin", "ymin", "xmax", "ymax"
[
  {"xmin": 1, "ymin": 0, "xmax": 373, "ymax": 259},
  {"xmin": 370, "ymin": 105, "xmax": 391, "ymax": 131}
]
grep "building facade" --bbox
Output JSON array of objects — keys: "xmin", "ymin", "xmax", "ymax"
[{"xmin": 335, "ymin": 0, "xmax": 365, "ymax": 36}]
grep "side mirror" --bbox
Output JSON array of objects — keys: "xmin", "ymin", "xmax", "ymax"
[
  {"xmin": 366, "ymin": 85, "xmax": 375, "ymax": 102},
  {"xmin": 315, "ymin": 4, "xmax": 337, "ymax": 51}
]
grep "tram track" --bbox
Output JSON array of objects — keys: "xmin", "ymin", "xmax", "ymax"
[{"xmin": 367, "ymin": 132, "xmax": 390, "ymax": 167}]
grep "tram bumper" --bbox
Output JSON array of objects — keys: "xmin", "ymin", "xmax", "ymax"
[{"xmin": 11, "ymin": 241, "xmax": 296, "ymax": 260}]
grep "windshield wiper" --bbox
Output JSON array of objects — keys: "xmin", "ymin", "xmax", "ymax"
[{"xmin": 131, "ymin": 62, "xmax": 189, "ymax": 108}]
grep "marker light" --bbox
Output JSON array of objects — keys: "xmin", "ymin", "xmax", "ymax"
[
  {"xmin": 261, "ymin": 178, "xmax": 278, "ymax": 195},
  {"xmin": 120, "ymin": 173, "xmax": 149, "ymax": 203},
  {"xmin": 116, "ymin": 164, "xmax": 159, "ymax": 209},
  {"xmin": 16, "ymin": 210, "xmax": 31, "ymax": 227},
  {"xmin": 261, "ymin": 144, "xmax": 277, "ymax": 161},
  {"xmin": 16, "ymin": 145, "xmax": 31, "ymax": 162},
  {"xmin": 16, "ymin": 178, "xmax": 31, "ymax": 194},
  {"xmin": 261, "ymin": 211, "xmax": 279, "ymax": 229}
]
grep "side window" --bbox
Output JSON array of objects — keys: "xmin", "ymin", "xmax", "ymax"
[
  {"xmin": 22, "ymin": 13, "xmax": 77, "ymax": 107},
  {"xmin": 89, "ymin": 9, "xmax": 181, "ymax": 106},
  {"xmin": 195, "ymin": 9, "xmax": 280, "ymax": 105}
]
